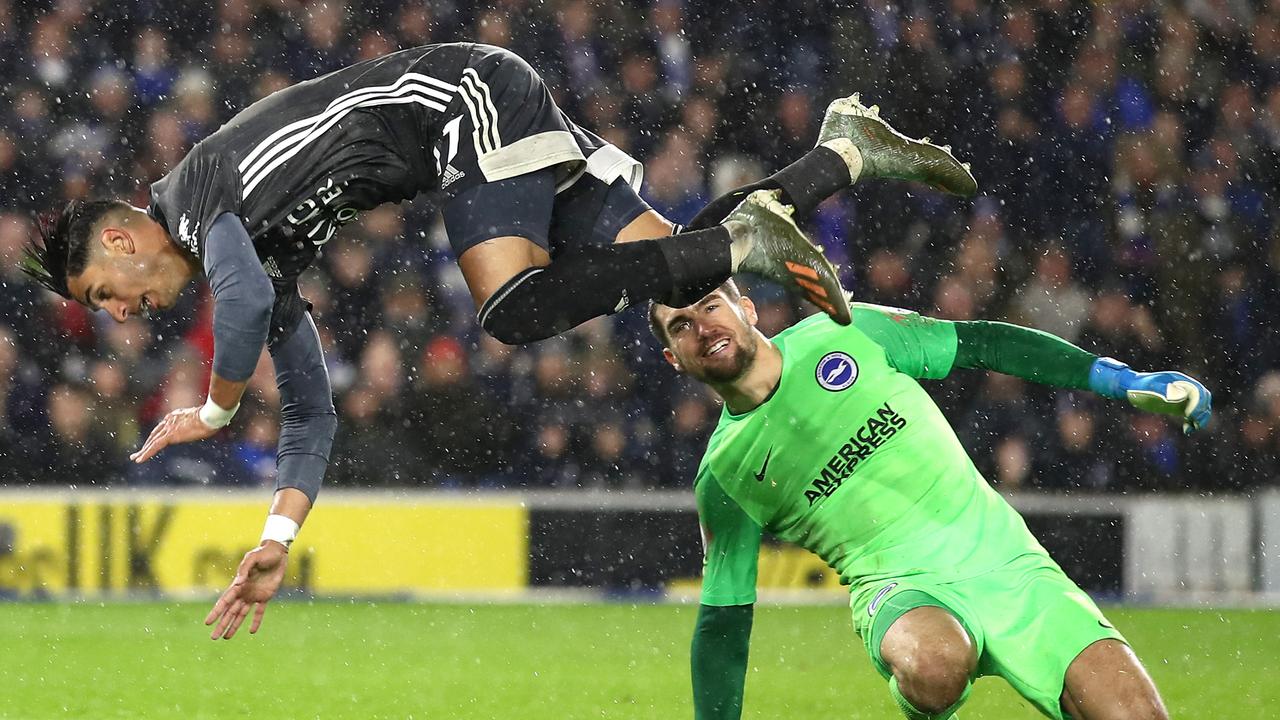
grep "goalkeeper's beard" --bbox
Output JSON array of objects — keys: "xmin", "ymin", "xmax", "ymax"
[{"xmin": 690, "ymin": 332, "xmax": 759, "ymax": 385}]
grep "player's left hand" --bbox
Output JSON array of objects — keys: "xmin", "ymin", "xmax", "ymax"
[
  {"xmin": 1124, "ymin": 371, "xmax": 1213, "ymax": 435},
  {"xmin": 130, "ymin": 406, "xmax": 221, "ymax": 463},
  {"xmin": 1089, "ymin": 358, "xmax": 1213, "ymax": 434},
  {"xmin": 204, "ymin": 540, "xmax": 289, "ymax": 640}
]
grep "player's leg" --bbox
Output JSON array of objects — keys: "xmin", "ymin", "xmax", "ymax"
[
  {"xmin": 855, "ymin": 583, "xmax": 982, "ymax": 720},
  {"xmin": 1059, "ymin": 639, "xmax": 1168, "ymax": 720},
  {"xmin": 447, "ymin": 167, "xmax": 556, "ymax": 311},
  {"xmin": 956, "ymin": 553, "xmax": 1140, "ymax": 720},
  {"xmin": 438, "ymin": 46, "xmax": 843, "ymax": 337},
  {"xmin": 450, "ymin": 171, "xmax": 844, "ymax": 343},
  {"xmin": 880, "ymin": 606, "xmax": 977, "ymax": 719},
  {"xmin": 614, "ymin": 208, "xmax": 675, "ymax": 243},
  {"xmin": 686, "ymin": 93, "xmax": 978, "ymax": 231},
  {"xmin": 585, "ymin": 175, "xmax": 845, "ymax": 316},
  {"xmin": 449, "ymin": 169, "xmax": 700, "ymax": 340}
]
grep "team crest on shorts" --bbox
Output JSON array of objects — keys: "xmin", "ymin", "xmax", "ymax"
[{"xmin": 816, "ymin": 351, "xmax": 859, "ymax": 391}]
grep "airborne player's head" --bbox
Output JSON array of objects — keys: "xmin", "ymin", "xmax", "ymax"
[
  {"xmin": 649, "ymin": 279, "xmax": 765, "ymax": 385},
  {"xmin": 24, "ymin": 199, "xmax": 198, "ymax": 322}
]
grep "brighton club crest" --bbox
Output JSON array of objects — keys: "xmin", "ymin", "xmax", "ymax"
[{"xmin": 815, "ymin": 351, "xmax": 858, "ymax": 391}]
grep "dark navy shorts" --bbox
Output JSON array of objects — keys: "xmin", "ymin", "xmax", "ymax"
[{"xmin": 441, "ymin": 168, "xmax": 652, "ymax": 257}]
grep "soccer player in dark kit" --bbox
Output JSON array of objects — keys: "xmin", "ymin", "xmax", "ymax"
[{"xmin": 22, "ymin": 42, "xmax": 975, "ymax": 638}]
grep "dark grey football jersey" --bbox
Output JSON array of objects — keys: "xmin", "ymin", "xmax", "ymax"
[
  {"xmin": 149, "ymin": 43, "xmax": 471, "ymax": 283},
  {"xmin": 148, "ymin": 42, "xmax": 638, "ymax": 339}
]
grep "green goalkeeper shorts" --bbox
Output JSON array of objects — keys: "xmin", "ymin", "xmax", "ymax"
[{"xmin": 849, "ymin": 552, "xmax": 1126, "ymax": 720}]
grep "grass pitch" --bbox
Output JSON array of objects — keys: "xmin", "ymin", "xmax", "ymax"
[{"xmin": 1, "ymin": 602, "xmax": 1276, "ymax": 718}]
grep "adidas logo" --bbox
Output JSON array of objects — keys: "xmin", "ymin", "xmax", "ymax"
[
  {"xmin": 613, "ymin": 291, "xmax": 629, "ymax": 313},
  {"xmin": 441, "ymin": 163, "xmax": 465, "ymax": 188},
  {"xmin": 262, "ymin": 257, "xmax": 283, "ymax": 278}
]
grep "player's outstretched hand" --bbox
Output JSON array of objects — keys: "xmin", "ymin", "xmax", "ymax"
[
  {"xmin": 131, "ymin": 406, "xmax": 220, "ymax": 463},
  {"xmin": 1089, "ymin": 358, "xmax": 1213, "ymax": 434},
  {"xmin": 1124, "ymin": 371, "xmax": 1213, "ymax": 435},
  {"xmin": 204, "ymin": 541, "xmax": 289, "ymax": 640}
]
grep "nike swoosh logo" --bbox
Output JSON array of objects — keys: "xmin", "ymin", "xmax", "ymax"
[
  {"xmin": 1098, "ymin": 619, "xmax": 1114, "ymax": 629},
  {"xmin": 755, "ymin": 447, "xmax": 773, "ymax": 483}
]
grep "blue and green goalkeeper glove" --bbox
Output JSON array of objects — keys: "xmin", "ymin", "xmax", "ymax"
[{"xmin": 1088, "ymin": 357, "xmax": 1213, "ymax": 434}]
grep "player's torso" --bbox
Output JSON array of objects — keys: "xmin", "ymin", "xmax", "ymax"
[
  {"xmin": 152, "ymin": 43, "xmax": 472, "ymax": 281},
  {"xmin": 702, "ymin": 316, "xmax": 1039, "ymax": 581}
]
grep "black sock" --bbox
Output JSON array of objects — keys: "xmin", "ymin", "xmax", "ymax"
[
  {"xmin": 769, "ymin": 145, "xmax": 853, "ymax": 217},
  {"xmin": 654, "ymin": 226, "xmax": 732, "ymax": 306},
  {"xmin": 477, "ymin": 226, "xmax": 732, "ymax": 343},
  {"xmin": 685, "ymin": 146, "xmax": 852, "ymax": 230}
]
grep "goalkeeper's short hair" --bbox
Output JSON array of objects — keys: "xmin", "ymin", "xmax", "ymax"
[{"xmin": 647, "ymin": 278, "xmax": 742, "ymax": 346}]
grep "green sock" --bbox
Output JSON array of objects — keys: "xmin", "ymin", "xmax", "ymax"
[{"xmin": 889, "ymin": 676, "xmax": 970, "ymax": 720}]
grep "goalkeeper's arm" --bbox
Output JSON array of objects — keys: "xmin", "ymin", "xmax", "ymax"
[{"xmin": 951, "ymin": 320, "xmax": 1213, "ymax": 434}]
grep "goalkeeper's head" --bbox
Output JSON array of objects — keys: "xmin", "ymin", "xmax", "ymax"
[
  {"xmin": 24, "ymin": 198, "xmax": 197, "ymax": 322},
  {"xmin": 648, "ymin": 279, "xmax": 765, "ymax": 385}
]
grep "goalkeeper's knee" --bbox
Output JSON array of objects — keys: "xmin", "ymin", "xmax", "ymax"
[{"xmin": 890, "ymin": 674, "xmax": 972, "ymax": 720}]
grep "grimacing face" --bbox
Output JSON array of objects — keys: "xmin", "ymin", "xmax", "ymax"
[
  {"xmin": 65, "ymin": 220, "xmax": 192, "ymax": 323},
  {"xmin": 658, "ymin": 289, "xmax": 761, "ymax": 384}
]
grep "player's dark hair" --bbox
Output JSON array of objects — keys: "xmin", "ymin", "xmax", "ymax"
[
  {"xmin": 647, "ymin": 279, "xmax": 742, "ymax": 346},
  {"xmin": 23, "ymin": 198, "xmax": 129, "ymax": 299}
]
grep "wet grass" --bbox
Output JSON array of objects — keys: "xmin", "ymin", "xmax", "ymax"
[{"xmin": 1, "ymin": 602, "xmax": 1276, "ymax": 718}]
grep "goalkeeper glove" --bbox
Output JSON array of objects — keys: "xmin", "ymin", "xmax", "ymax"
[{"xmin": 1088, "ymin": 357, "xmax": 1213, "ymax": 434}]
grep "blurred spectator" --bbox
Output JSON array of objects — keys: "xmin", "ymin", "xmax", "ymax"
[
  {"xmin": 1115, "ymin": 414, "xmax": 1180, "ymax": 492},
  {"xmin": 36, "ymin": 383, "xmax": 120, "ymax": 486},
  {"xmin": 557, "ymin": 0, "xmax": 609, "ymax": 103},
  {"xmin": 328, "ymin": 382, "xmax": 420, "ymax": 487},
  {"xmin": 959, "ymin": 373, "xmax": 1042, "ymax": 480},
  {"xmin": 132, "ymin": 26, "xmax": 177, "ymax": 107},
  {"xmin": 0, "ymin": 328, "xmax": 34, "ymax": 484},
  {"xmin": 1034, "ymin": 395, "xmax": 1117, "ymax": 491},
  {"xmin": 1010, "ymin": 245, "xmax": 1091, "ymax": 343},
  {"xmin": 650, "ymin": 1, "xmax": 692, "ymax": 100},
  {"xmin": 662, "ymin": 388, "xmax": 717, "ymax": 487},
  {"xmin": 231, "ymin": 404, "xmax": 280, "ymax": 488},
  {"xmin": 406, "ymin": 335, "xmax": 513, "ymax": 486},
  {"xmin": 642, "ymin": 132, "xmax": 708, "ymax": 223}
]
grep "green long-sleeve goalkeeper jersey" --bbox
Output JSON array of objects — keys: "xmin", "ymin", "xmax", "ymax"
[{"xmin": 695, "ymin": 304, "xmax": 1050, "ymax": 606}]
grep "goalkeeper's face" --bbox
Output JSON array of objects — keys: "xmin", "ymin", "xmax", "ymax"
[{"xmin": 655, "ymin": 288, "xmax": 761, "ymax": 385}]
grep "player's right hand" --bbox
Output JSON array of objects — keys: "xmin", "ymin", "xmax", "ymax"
[
  {"xmin": 130, "ymin": 406, "xmax": 220, "ymax": 463},
  {"xmin": 204, "ymin": 540, "xmax": 289, "ymax": 640}
]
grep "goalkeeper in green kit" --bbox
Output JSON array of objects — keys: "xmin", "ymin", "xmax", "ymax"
[{"xmin": 648, "ymin": 280, "xmax": 1211, "ymax": 720}]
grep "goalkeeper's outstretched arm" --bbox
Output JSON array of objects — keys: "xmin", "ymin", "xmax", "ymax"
[
  {"xmin": 950, "ymin": 320, "xmax": 1212, "ymax": 434},
  {"xmin": 847, "ymin": 303, "xmax": 1213, "ymax": 434}
]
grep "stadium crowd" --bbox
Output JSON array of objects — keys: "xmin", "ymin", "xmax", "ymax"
[{"xmin": 0, "ymin": 0, "xmax": 1274, "ymax": 493}]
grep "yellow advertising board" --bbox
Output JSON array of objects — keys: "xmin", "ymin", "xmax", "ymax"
[{"xmin": 0, "ymin": 491, "xmax": 527, "ymax": 597}]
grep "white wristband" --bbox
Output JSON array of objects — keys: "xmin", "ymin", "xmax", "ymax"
[
  {"xmin": 198, "ymin": 397, "xmax": 239, "ymax": 429},
  {"xmin": 261, "ymin": 514, "xmax": 300, "ymax": 549}
]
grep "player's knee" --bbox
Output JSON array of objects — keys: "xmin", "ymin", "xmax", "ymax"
[
  {"xmin": 894, "ymin": 649, "xmax": 971, "ymax": 713},
  {"xmin": 480, "ymin": 313, "xmax": 524, "ymax": 345},
  {"xmin": 1139, "ymin": 704, "xmax": 1170, "ymax": 720},
  {"xmin": 476, "ymin": 268, "xmax": 549, "ymax": 345},
  {"xmin": 1103, "ymin": 696, "xmax": 1168, "ymax": 720}
]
